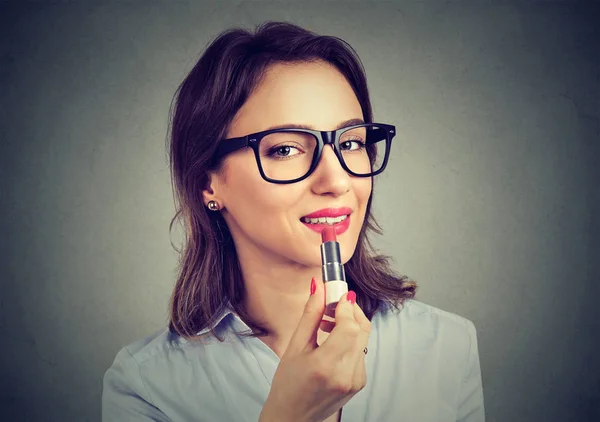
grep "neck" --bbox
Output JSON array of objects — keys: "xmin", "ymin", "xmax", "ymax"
[{"xmin": 234, "ymin": 240, "xmax": 321, "ymax": 355}]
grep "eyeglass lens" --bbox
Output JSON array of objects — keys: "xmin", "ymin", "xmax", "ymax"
[{"xmin": 257, "ymin": 125, "xmax": 388, "ymax": 181}]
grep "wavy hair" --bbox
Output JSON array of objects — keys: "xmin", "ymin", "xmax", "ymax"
[{"xmin": 166, "ymin": 21, "xmax": 417, "ymax": 342}]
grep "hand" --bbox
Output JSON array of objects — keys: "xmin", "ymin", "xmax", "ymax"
[{"xmin": 259, "ymin": 278, "xmax": 371, "ymax": 422}]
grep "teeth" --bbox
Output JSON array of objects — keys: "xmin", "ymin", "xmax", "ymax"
[{"xmin": 302, "ymin": 215, "xmax": 348, "ymax": 225}]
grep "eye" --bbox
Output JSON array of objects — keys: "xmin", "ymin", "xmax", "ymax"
[
  {"xmin": 340, "ymin": 139, "xmax": 366, "ymax": 151},
  {"xmin": 267, "ymin": 144, "xmax": 303, "ymax": 159}
]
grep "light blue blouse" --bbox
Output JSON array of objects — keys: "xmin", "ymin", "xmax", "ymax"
[{"xmin": 102, "ymin": 299, "xmax": 485, "ymax": 421}]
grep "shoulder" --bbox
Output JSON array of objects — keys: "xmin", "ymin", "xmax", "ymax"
[
  {"xmin": 105, "ymin": 327, "xmax": 196, "ymax": 379},
  {"xmin": 111, "ymin": 328, "xmax": 171, "ymax": 363},
  {"xmin": 400, "ymin": 299, "xmax": 476, "ymax": 328},
  {"xmin": 102, "ymin": 328, "xmax": 222, "ymax": 419},
  {"xmin": 372, "ymin": 300, "xmax": 486, "ymax": 419},
  {"xmin": 378, "ymin": 299, "xmax": 478, "ymax": 362},
  {"xmin": 103, "ymin": 328, "xmax": 199, "ymax": 398},
  {"xmin": 383, "ymin": 298, "xmax": 476, "ymax": 330}
]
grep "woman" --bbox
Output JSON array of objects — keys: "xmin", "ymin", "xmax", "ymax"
[{"xmin": 102, "ymin": 21, "xmax": 485, "ymax": 422}]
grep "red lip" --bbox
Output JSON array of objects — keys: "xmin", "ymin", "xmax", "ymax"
[{"xmin": 301, "ymin": 207, "xmax": 353, "ymax": 219}]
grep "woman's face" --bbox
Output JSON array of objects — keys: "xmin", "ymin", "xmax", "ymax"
[{"xmin": 205, "ymin": 60, "xmax": 371, "ymax": 268}]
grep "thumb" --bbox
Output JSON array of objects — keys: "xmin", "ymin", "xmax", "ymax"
[{"xmin": 287, "ymin": 277, "xmax": 326, "ymax": 356}]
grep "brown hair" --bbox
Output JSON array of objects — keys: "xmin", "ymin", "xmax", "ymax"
[{"xmin": 166, "ymin": 21, "xmax": 417, "ymax": 342}]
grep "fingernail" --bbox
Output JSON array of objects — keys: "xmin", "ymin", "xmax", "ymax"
[
  {"xmin": 310, "ymin": 277, "xmax": 316, "ymax": 296},
  {"xmin": 347, "ymin": 290, "xmax": 356, "ymax": 305}
]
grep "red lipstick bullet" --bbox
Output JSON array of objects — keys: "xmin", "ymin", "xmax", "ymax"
[
  {"xmin": 321, "ymin": 226, "xmax": 337, "ymax": 243},
  {"xmin": 321, "ymin": 226, "xmax": 349, "ymax": 311}
]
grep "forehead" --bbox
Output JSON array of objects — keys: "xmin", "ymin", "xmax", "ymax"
[{"xmin": 228, "ymin": 60, "xmax": 363, "ymax": 136}]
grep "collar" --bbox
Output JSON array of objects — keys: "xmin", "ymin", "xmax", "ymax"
[
  {"xmin": 195, "ymin": 299, "xmax": 237, "ymax": 336},
  {"xmin": 194, "ymin": 297, "xmax": 391, "ymax": 336}
]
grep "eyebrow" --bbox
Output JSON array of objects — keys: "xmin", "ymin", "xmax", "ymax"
[{"xmin": 263, "ymin": 118, "xmax": 365, "ymax": 132}]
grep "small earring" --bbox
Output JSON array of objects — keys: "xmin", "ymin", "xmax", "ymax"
[{"xmin": 207, "ymin": 200, "xmax": 220, "ymax": 211}]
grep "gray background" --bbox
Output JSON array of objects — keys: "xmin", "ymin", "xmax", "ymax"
[{"xmin": 1, "ymin": 1, "xmax": 598, "ymax": 421}]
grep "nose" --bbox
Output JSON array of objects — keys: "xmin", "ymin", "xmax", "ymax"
[{"xmin": 310, "ymin": 145, "xmax": 351, "ymax": 196}]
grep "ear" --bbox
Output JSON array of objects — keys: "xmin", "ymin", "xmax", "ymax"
[{"xmin": 201, "ymin": 171, "xmax": 220, "ymax": 205}]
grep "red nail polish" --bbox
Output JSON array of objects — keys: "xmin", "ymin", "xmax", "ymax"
[
  {"xmin": 347, "ymin": 290, "xmax": 356, "ymax": 304},
  {"xmin": 310, "ymin": 277, "xmax": 316, "ymax": 296}
]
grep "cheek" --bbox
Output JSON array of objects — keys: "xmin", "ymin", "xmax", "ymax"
[
  {"xmin": 355, "ymin": 178, "xmax": 372, "ymax": 206},
  {"xmin": 225, "ymin": 158, "xmax": 301, "ymax": 218},
  {"xmin": 351, "ymin": 179, "xmax": 372, "ymax": 232}
]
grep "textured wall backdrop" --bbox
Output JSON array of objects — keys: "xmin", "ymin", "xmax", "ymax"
[{"xmin": 1, "ymin": 1, "xmax": 598, "ymax": 421}]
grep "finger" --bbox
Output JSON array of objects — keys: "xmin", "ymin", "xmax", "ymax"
[
  {"xmin": 352, "ymin": 298, "xmax": 372, "ymax": 349},
  {"xmin": 353, "ymin": 341, "xmax": 368, "ymax": 391},
  {"xmin": 287, "ymin": 277, "xmax": 326, "ymax": 356},
  {"xmin": 352, "ymin": 298, "xmax": 371, "ymax": 382},
  {"xmin": 316, "ymin": 291, "xmax": 360, "ymax": 360}
]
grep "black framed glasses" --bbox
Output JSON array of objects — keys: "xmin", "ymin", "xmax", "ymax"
[{"xmin": 211, "ymin": 123, "xmax": 395, "ymax": 184}]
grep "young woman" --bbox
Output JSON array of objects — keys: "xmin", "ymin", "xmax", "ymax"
[{"xmin": 102, "ymin": 21, "xmax": 485, "ymax": 422}]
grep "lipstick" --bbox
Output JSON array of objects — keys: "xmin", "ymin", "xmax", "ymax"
[{"xmin": 321, "ymin": 226, "xmax": 349, "ymax": 311}]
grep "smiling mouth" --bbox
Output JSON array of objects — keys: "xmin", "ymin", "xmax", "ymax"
[{"xmin": 300, "ymin": 215, "xmax": 350, "ymax": 225}]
